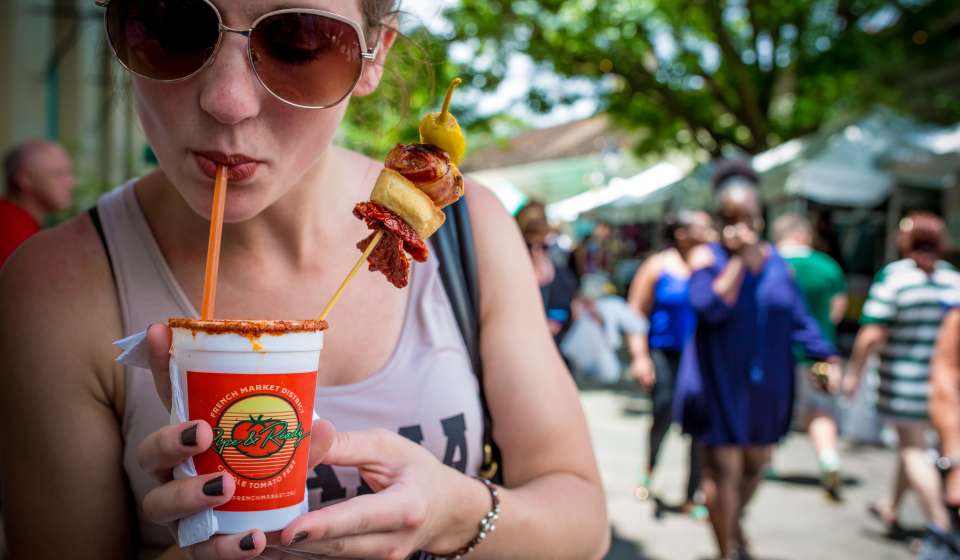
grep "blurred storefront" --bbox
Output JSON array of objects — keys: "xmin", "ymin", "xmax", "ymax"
[{"xmin": 0, "ymin": 0, "xmax": 150, "ymax": 203}]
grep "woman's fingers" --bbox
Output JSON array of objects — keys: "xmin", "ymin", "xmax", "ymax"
[
  {"xmin": 282, "ymin": 491, "xmax": 422, "ymax": 545},
  {"xmin": 138, "ymin": 421, "xmax": 214, "ymax": 481},
  {"xmin": 280, "ymin": 531, "xmax": 409, "ymax": 560},
  {"xmin": 142, "ymin": 472, "xmax": 236, "ymax": 525},
  {"xmin": 306, "ymin": 418, "xmax": 338, "ymax": 470},
  {"xmin": 318, "ymin": 429, "xmax": 399, "ymax": 467},
  {"xmin": 147, "ymin": 322, "xmax": 174, "ymax": 410},
  {"xmin": 186, "ymin": 530, "xmax": 266, "ymax": 559}
]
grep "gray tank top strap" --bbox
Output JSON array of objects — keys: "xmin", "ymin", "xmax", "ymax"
[{"xmin": 96, "ymin": 181, "xmax": 196, "ymax": 335}]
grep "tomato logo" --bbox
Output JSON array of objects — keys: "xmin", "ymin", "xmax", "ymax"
[{"xmin": 212, "ymin": 394, "xmax": 308, "ymax": 480}]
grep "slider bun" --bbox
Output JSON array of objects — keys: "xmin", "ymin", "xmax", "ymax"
[{"xmin": 370, "ymin": 169, "xmax": 446, "ymax": 239}]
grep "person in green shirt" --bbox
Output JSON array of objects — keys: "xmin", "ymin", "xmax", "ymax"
[{"xmin": 773, "ymin": 214, "xmax": 848, "ymax": 500}]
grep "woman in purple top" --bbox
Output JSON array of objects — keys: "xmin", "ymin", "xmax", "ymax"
[{"xmin": 675, "ymin": 164, "xmax": 839, "ymax": 560}]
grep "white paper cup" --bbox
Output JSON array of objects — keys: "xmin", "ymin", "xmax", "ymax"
[{"xmin": 169, "ymin": 318, "xmax": 326, "ymax": 534}]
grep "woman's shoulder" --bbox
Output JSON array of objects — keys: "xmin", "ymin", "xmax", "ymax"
[
  {"xmin": 1, "ymin": 213, "xmax": 111, "ymax": 298},
  {"xmin": 0, "ymin": 212, "xmax": 124, "ymax": 402},
  {"xmin": 462, "ymin": 175, "xmax": 506, "ymax": 222}
]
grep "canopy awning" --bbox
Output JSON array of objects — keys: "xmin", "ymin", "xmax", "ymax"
[
  {"xmin": 785, "ymin": 160, "xmax": 894, "ymax": 207},
  {"xmin": 546, "ymin": 162, "xmax": 684, "ymax": 222}
]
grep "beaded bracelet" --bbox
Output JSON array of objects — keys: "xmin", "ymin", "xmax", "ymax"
[{"xmin": 439, "ymin": 477, "xmax": 501, "ymax": 559}]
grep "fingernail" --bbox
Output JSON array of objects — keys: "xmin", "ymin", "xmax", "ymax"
[
  {"xmin": 239, "ymin": 533, "xmax": 256, "ymax": 551},
  {"xmin": 202, "ymin": 475, "xmax": 224, "ymax": 496},
  {"xmin": 180, "ymin": 424, "xmax": 198, "ymax": 446},
  {"xmin": 288, "ymin": 531, "xmax": 309, "ymax": 546}
]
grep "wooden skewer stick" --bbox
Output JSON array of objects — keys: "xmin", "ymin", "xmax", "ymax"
[
  {"xmin": 200, "ymin": 165, "xmax": 229, "ymax": 320},
  {"xmin": 318, "ymin": 230, "xmax": 384, "ymax": 322}
]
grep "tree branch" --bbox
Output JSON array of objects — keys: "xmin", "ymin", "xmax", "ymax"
[{"xmin": 705, "ymin": 0, "xmax": 768, "ymax": 150}]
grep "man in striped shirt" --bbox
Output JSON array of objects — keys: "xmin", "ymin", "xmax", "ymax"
[{"xmin": 846, "ymin": 213, "xmax": 959, "ymax": 536}]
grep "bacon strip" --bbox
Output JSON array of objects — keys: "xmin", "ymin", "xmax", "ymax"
[{"xmin": 353, "ymin": 201, "xmax": 428, "ymax": 262}]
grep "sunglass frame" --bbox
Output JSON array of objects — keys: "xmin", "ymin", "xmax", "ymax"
[{"xmin": 95, "ymin": 0, "xmax": 381, "ymax": 109}]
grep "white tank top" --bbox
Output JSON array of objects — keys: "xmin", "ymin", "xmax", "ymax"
[{"xmin": 96, "ymin": 182, "xmax": 483, "ymax": 550}]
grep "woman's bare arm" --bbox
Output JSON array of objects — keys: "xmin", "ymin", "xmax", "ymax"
[
  {"xmin": 625, "ymin": 255, "xmax": 659, "ymax": 385},
  {"xmin": 932, "ymin": 309, "xmax": 960, "ymax": 467},
  {"xmin": 843, "ymin": 324, "xmax": 889, "ymax": 396},
  {"xmin": 468, "ymin": 183, "xmax": 609, "ymax": 559},
  {"xmin": 0, "ymin": 217, "xmax": 132, "ymax": 559}
]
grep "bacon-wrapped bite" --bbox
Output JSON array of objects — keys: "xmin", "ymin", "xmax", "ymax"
[{"xmin": 385, "ymin": 144, "xmax": 464, "ymax": 209}]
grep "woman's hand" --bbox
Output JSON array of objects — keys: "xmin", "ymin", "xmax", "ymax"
[
  {"xmin": 809, "ymin": 360, "xmax": 842, "ymax": 394},
  {"xmin": 946, "ymin": 466, "xmax": 960, "ymax": 509},
  {"xmin": 141, "ymin": 324, "xmax": 337, "ymax": 559},
  {"xmin": 274, "ymin": 429, "xmax": 489, "ymax": 560},
  {"xmin": 841, "ymin": 369, "xmax": 861, "ymax": 398},
  {"xmin": 721, "ymin": 222, "xmax": 758, "ymax": 255},
  {"xmin": 629, "ymin": 355, "xmax": 656, "ymax": 390}
]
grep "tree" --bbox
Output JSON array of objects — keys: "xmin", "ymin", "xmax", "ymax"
[
  {"xmin": 340, "ymin": 25, "xmax": 502, "ymax": 158},
  {"xmin": 441, "ymin": 0, "xmax": 960, "ymax": 158}
]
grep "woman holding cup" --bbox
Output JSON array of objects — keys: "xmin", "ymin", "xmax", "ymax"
[{"xmin": 0, "ymin": 1, "xmax": 608, "ymax": 559}]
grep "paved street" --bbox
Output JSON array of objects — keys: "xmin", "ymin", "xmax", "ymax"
[{"xmin": 583, "ymin": 388, "xmax": 925, "ymax": 560}]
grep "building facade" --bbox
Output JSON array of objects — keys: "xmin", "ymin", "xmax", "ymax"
[{"xmin": 0, "ymin": 0, "xmax": 149, "ymax": 203}]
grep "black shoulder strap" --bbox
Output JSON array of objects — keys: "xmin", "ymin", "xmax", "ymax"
[
  {"xmin": 433, "ymin": 198, "xmax": 503, "ymax": 484},
  {"xmin": 87, "ymin": 206, "xmax": 115, "ymax": 274}
]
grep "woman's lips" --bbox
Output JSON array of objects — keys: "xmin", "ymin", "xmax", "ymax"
[{"xmin": 193, "ymin": 151, "xmax": 260, "ymax": 182}]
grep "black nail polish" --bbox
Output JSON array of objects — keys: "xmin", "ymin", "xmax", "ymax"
[
  {"xmin": 289, "ymin": 531, "xmax": 308, "ymax": 546},
  {"xmin": 202, "ymin": 476, "xmax": 224, "ymax": 497},
  {"xmin": 239, "ymin": 533, "xmax": 255, "ymax": 551},
  {"xmin": 180, "ymin": 424, "xmax": 198, "ymax": 446}
]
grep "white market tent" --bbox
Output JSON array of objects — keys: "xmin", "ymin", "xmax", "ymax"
[
  {"xmin": 543, "ymin": 109, "xmax": 959, "ymax": 226},
  {"xmin": 545, "ymin": 162, "xmax": 686, "ymax": 222},
  {"xmin": 777, "ymin": 110, "xmax": 960, "ymax": 207}
]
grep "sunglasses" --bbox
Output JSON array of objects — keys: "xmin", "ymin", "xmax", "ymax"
[{"xmin": 95, "ymin": 0, "xmax": 380, "ymax": 109}]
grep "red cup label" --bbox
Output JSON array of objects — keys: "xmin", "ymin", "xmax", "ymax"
[{"xmin": 187, "ymin": 371, "xmax": 317, "ymax": 512}]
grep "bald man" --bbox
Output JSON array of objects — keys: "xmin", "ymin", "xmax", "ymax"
[{"xmin": 1, "ymin": 140, "xmax": 77, "ymax": 265}]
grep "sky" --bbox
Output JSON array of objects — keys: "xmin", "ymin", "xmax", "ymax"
[{"xmin": 401, "ymin": 0, "xmax": 598, "ymax": 128}]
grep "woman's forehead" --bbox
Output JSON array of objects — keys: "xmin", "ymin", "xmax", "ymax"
[{"xmin": 213, "ymin": 0, "xmax": 363, "ymax": 25}]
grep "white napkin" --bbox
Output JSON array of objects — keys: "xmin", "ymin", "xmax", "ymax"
[{"xmin": 115, "ymin": 330, "xmax": 218, "ymax": 546}]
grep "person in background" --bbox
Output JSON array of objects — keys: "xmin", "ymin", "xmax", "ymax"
[
  {"xmin": 626, "ymin": 209, "xmax": 714, "ymax": 516},
  {"xmin": 846, "ymin": 212, "xmax": 959, "ymax": 538},
  {"xmin": 928, "ymin": 301, "xmax": 960, "ymax": 557},
  {"xmin": 773, "ymin": 213, "xmax": 848, "ymax": 501},
  {"xmin": 674, "ymin": 161, "xmax": 839, "ymax": 560},
  {"xmin": 561, "ymin": 273, "xmax": 648, "ymax": 384},
  {"xmin": 0, "ymin": 139, "xmax": 77, "ymax": 266},
  {"xmin": 572, "ymin": 221, "xmax": 613, "ymax": 280},
  {"xmin": 516, "ymin": 202, "xmax": 578, "ymax": 345}
]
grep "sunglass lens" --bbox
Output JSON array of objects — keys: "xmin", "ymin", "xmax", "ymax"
[
  {"xmin": 106, "ymin": 0, "xmax": 220, "ymax": 80},
  {"xmin": 251, "ymin": 13, "xmax": 363, "ymax": 108}
]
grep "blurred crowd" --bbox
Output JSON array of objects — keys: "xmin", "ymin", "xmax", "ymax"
[{"xmin": 517, "ymin": 160, "xmax": 960, "ymax": 560}]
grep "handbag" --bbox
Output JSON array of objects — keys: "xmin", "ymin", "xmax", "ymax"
[{"xmin": 432, "ymin": 198, "xmax": 503, "ymax": 484}]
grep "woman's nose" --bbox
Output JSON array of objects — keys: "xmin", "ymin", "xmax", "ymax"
[{"xmin": 198, "ymin": 33, "xmax": 263, "ymax": 126}]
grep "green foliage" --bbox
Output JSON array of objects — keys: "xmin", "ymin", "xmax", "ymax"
[
  {"xmin": 441, "ymin": 0, "xmax": 960, "ymax": 158},
  {"xmin": 339, "ymin": 26, "xmax": 501, "ymax": 157}
]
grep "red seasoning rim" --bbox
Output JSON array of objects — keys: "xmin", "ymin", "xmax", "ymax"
[{"xmin": 168, "ymin": 318, "xmax": 328, "ymax": 337}]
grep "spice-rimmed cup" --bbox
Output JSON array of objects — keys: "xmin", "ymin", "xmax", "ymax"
[{"xmin": 169, "ymin": 318, "xmax": 326, "ymax": 534}]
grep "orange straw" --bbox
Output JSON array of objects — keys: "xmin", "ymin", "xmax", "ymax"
[{"xmin": 200, "ymin": 165, "xmax": 229, "ymax": 320}]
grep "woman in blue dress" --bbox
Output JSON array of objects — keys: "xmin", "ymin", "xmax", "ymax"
[{"xmin": 675, "ymin": 166, "xmax": 839, "ymax": 560}]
